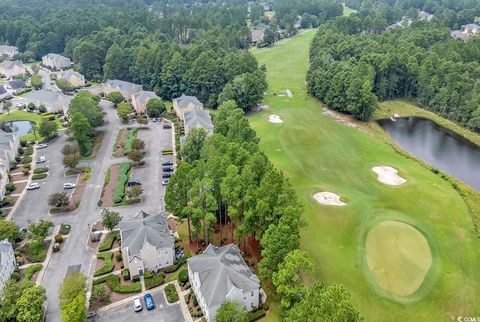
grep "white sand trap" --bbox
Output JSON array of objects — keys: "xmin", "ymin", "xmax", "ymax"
[
  {"xmin": 268, "ymin": 114, "xmax": 283, "ymax": 123},
  {"xmin": 372, "ymin": 166, "xmax": 406, "ymax": 186},
  {"xmin": 313, "ymin": 192, "xmax": 346, "ymax": 206},
  {"xmin": 286, "ymin": 89, "xmax": 293, "ymax": 97}
]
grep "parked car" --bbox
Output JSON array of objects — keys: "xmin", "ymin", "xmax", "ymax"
[
  {"xmin": 63, "ymin": 183, "xmax": 76, "ymax": 189},
  {"xmin": 162, "ymin": 179, "xmax": 169, "ymax": 186},
  {"xmin": 162, "ymin": 173, "xmax": 171, "ymax": 178},
  {"xmin": 144, "ymin": 293, "xmax": 154, "ymax": 310},
  {"xmin": 163, "ymin": 167, "xmax": 173, "ymax": 172},
  {"xmin": 37, "ymin": 143, "xmax": 48, "ymax": 149},
  {"xmin": 162, "ymin": 161, "xmax": 173, "ymax": 166},
  {"xmin": 27, "ymin": 182, "xmax": 40, "ymax": 190},
  {"xmin": 163, "ymin": 124, "xmax": 171, "ymax": 129},
  {"xmin": 16, "ymin": 103, "xmax": 26, "ymax": 108},
  {"xmin": 127, "ymin": 179, "xmax": 142, "ymax": 186},
  {"xmin": 132, "ymin": 296, "xmax": 143, "ymax": 312},
  {"xmin": 152, "ymin": 118, "xmax": 157, "ymax": 122},
  {"xmin": 37, "ymin": 156, "xmax": 46, "ymax": 163}
]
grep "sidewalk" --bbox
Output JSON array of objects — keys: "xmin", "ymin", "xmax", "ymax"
[{"xmin": 37, "ymin": 225, "xmax": 60, "ymax": 286}]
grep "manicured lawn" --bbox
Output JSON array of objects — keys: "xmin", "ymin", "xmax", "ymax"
[
  {"xmin": 250, "ymin": 29, "xmax": 480, "ymax": 320},
  {"xmin": 0, "ymin": 110, "xmax": 62, "ymax": 141}
]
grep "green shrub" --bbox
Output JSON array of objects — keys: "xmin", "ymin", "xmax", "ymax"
[
  {"xmin": 122, "ymin": 268, "xmax": 130, "ymax": 280},
  {"xmin": 144, "ymin": 271, "xmax": 153, "ymax": 279},
  {"xmin": 248, "ymin": 309, "xmax": 266, "ymax": 322},
  {"xmin": 98, "ymin": 231, "xmax": 119, "ymax": 252},
  {"xmin": 93, "ymin": 275, "xmax": 109, "ymax": 286},
  {"xmin": 25, "ymin": 146, "xmax": 33, "ymax": 155},
  {"xmin": 115, "ymin": 252, "xmax": 122, "ymax": 262},
  {"xmin": 6, "ymin": 182, "xmax": 15, "ymax": 191},
  {"xmin": 132, "ymin": 275, "xmax": 140, "ymax": 282},
  {"xmin": 123, "ymin": 128, "xmax": 138, "ymax": 155},
  {"xmin": 23, "ymin": 263, "xmax": 42, "ymax": 281},
  {"xmin": 11, "ymin": 271, "xmax": 21, "ymax": 281},
  {"xmin": 145, "ymin": 272, "xmax": 164, "ymax": 289},
  {"xmin": 22, "ymin": 163, "xmax": 31, "ymax": 170},
  {"xmin": 165, "ymin": 283, "xmax": 179, "ymax": 303},
  {"xmin": 60, "ymin": 224, "xmax": 71, "ymax": 235},
  {"xmin": 105, "ymin": 274, "xmax": 141, "ymax": 293},
  {"xmin": 178, "ymin": 269, "xmax": 189, "ymax": 285},
  {"xmin": 32, "ymin": 173, "xmax": 48, "ymax": 180},
  {"xmin": 113, "ymin": 163, "xmax": 131, "ymax": 203},
  {"xmin": 94, "ymin": 252, "xmax": 114, "ymax": 277},
  {"xmin": 18, "ymin": 147, "xmax": 24, "ymax": 155},
  {"xmin": 23, "ymin": 156, "xmax": 32, "ymax": 164},
  {"xmin": 10, "ymin": 160, "xmax": 17, "ymax": 169},
  {"xmin": 15, "ymin": 155, "xmax": 21, "ymax": 162},
  {"xmin": 3, "ymin": 195, "xmax": 12, "ymax": 206},
  {"xmin": 26, "ymin": 241, "xmax": 47, "ymax": 262},
  {"xmin": 33, "ymin": 167, "xmax": 48, "ymax": 174},
  {"xmin": 54, "ymin": 234, "xmax": 64, "ymax": 243}
]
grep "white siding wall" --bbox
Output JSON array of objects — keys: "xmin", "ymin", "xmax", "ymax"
[{"xmin": 0, "ymin": 246, "xmax": 16, "ymax": 293}]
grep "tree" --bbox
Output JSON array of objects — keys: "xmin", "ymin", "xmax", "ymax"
[
  {"xmin": 216, "ymin": 301, "xmax": 248, "ymax": 322},
  {"xmin": 181, "ymin": 128, "xmax": 207, "ymax": 163},
  {"xmin": 28, "ymin": 219, "xmax": 54, "ymax": 242},
  {"xmin": 136, "ymin": 114, "xmax": 149, "ymax": 127},
  {"xmin": 128, "ymin": 149, "xmax": 144, "ymax": 163},
  {"xmin": 38, "ymin": 120, "xmax": 57, "ymax": 139},
  {"xmin": 146, "ymin": 98, "xmax": 166, "ymax": 118},
  {"xmin": 132, "ymin": 139, "xmax": 145, "ymax": 150},
  {"xmin": 127, "ymin": 186, "xmax": 143, "ymax": 200},
  {"xmin": 0, "ymin": 280, "xmax": 45, "ymax": 322},
  {"xmin": 106, "ymin": 91, "xmax": 124, "ymax": 107},
  {"xmin": 69, "ymin": 112, "xmax": 93, "ymax": 155},
  {"xmin": 219, "ymin": 70, "xmax": 267, "ymax": 112},
  {"xmin": 31, "ymin": 74, "xmax": 43, "ymax": 89},
  {"xmin": 56, "ymin": 78, "xmax": 73, "ymax": 93},
  {"xmin": 48, "ymin": 192, "xmax": 70, "ymax": 208},
  {"xmin": 62, "ymin": 143, "xmax": 79, "ymax": 156},
  {"xmin": 2, "ymin": 100, "xmax": 12, "ymax": 114},
  {"xmin": 0, "ymin": 220, "xmax": 19, "ymax": 242},
  {"xmin": 68, "ymin": 91, "xmax": 104, "ymax": 127},
  {"xmin": 59, "ymin": 272, "xmax": 87, "ymax": 322},
  {"xmin": 117, "ymin": 102, "xmax": 133, "ymax": 123},
  {"xmin": 102, "ymin": 209, "xmax": 122, "ymax": 230},
  {"xmin": 187, "ymin": 175, "xmax": 217, "ymax": 245},
  {"xmin": 63, "ymin": 153, "xmax": 80, "ymax": 170},
  {"xmin": 285, "ymin": 283, "xmax": 362, "ymax": 322},
  {"xmin": 272, "ymin": 249, "xmax": 314, "ymax": 310},
  {"xmin": 103, "ymin": 43, "xmax": 129, "ymax": 81},
  {"xmin": 91, "ymin": 285, "xmax": 110, "ymax": 303}
]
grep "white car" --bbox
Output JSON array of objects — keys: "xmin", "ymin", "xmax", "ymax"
[
  {"xmin": 37, "ymin": 143, "xmax": 48, "ymax": 149},
  {"xmin": 27, "ymin": 182, "xmax": 40, "ymax": 190},
  {"xmin": 132, "ymin": 296, "xmax": 142, "ymax": 312},
  {"xmin": 63, "ymin": 183, "xmax": 76, "ymax": 189},
  {"xmin": 37, "ymin": 156, "xmax": 46, "ymax": 163},
  {"xmin": 162, "ymin": 179, "xmax": 169, "ymax": 186}
]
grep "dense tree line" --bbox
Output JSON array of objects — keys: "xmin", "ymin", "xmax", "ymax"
[
  {"xmin": 0, "ymin": 0, "xmax": 266, "ymax": 110},
  {"xmin": 307, "ymin": 17, "xmax": 480, "ymax": 129},
  {"xmin": 345, "ymin": 0, "xmax": 480, "ymax": 27}
]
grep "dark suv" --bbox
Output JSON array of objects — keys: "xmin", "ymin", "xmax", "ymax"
[
  {"xmin": 127, "ymin": 179, "xmax": 142, "ymax": 186},
  {"xmin": 162, "ymin": 160, "xmax": 173, "ymax": 166},
  {"xmin": 162, "ymin": 173, "xmax": 171, "ymax": 178}
]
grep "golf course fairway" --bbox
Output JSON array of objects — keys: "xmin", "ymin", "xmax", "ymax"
[{"xmin": 249, "ymin": 29, "xmax": 480, "ymax": 320}]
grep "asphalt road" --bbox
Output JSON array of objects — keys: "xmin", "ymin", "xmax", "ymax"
[
  {"xmin": 8, "ymin": 100, "xmax": 176, "ymax": 321},
  {"xmin": 88, "ymin": 290, "xmax": 184, "ymax": 322}
]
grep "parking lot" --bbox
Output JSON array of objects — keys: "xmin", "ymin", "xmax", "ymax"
[{"xmin": 88, "ymin": 290, "xmax": 184, "ymax": 322}]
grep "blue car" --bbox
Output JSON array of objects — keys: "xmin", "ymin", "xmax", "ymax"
[{"xmin": 144, "ymin": 293, "xmax": 154, "ymax": 310}]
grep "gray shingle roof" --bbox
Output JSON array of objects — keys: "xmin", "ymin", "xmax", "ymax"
[
  {"xmin": 119, "ymin": 211, "xmax": 174, "ymax": 258},
  {"xmin": 44, "ymin": 53, "xmax": 71, "ymax": 67},
  {"xmin": 24, "ymin": 89, "xmax": 72, "ymax": 113},
  {"xmin": 59, "ymin": 70, "xmax": 83, "ymax": 80},
  {"xmin": 0, "ymin": 45, "xmax": 17, "ymax": 53},
  {"xmin": 187, "ymin": 244, "xmax": 260, "ymax": 307},
  {"xmin": 132, "ymin": 90, "xmax": 158, "ymax": 106},
  {"xmin": 105, "ymin": 79, "xmax": 142, "ymax": 92},
  {"xmin": 0, "ymin": 60, "xmax": 24, "ymax": 71},
  {"xmin": 8, "ymin": 80, "xmax": 26, "ymax": 90},
  {"xmin": 0, "ymin": 130, "xmax": 16, "ymax": 150},
  {"xmin": 174, "ymin": 94, "xmax": 203, "ymax": 110},
  {"xmin": 184, "ymin": 107, "xmax": 213, "ymax": 135},
  {"xmin": 0, "ymin": 86, "xmax": 6, "ymax": 95}
]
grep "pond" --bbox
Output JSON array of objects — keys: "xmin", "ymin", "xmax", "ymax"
[
  {"xmin": 5, "ymin": 120, "xmax": 34, "ymax": 137},
  {"xmin": 378, "ymin": 117, "xmax": 480, "ymax": 191}
]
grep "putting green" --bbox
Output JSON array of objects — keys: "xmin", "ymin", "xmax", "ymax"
[{"xmin": 366, "ymin": 221, "xmax": 432, "ymax": 297}]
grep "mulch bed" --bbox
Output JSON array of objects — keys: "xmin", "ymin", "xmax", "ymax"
[
  {"xmin": 91, "ymin": 133, "xmax": 104, "ymax": 158},
  {"xmin": 168, "ymin": 218, "xmax": 178, "ymax": 233},
  {"xmin": 10, "ymin": 172, "xmax": 29, "ymax": 180},
  {"xmin": 10, "ymin": 181, "xmax": 27, "ymax": 194},
  {"xmin": 100, "ymin": 165, "xmax": 120, "ymax": 207},
  {"xmin": 114, "ymin": 130, "xmax": 128, "ymax": 157},
  {"xmin": 112, "ymin": 252, "xmax": 123, "ymax": 271}
]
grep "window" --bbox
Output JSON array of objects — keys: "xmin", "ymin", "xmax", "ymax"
[
  {"xmin": 166, "ymin": 261, "xmax": 169, "ymax": 265},
  {"xmin": 165, "ymin": 249, "xmax": 168, "ymax": 254},
  {"xmin": 251, "ymin": 291, "xmax": 254, "ymax": 297}
]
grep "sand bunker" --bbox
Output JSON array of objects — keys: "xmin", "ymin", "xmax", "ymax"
[
  {"xmin": 372, "ymin": 166, "xmax": 406, "ymax": 186},
  {"xmin": 365, "ymin": 221, "xmax": 432, "ymax": 297},
  {"xmin": 313, "ymin": 192, "xmax": 346, "ymax": 206},
  {"xmin": 268, "ymin": 115, "xmax": 283, "ymax": 123},
  {"xmin": 286, "ymin": 89, "xmax": 293, "ymax": 97}
]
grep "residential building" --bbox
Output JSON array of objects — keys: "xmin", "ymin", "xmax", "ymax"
[
  {"xmin": 0, "ymin": 60, "xmax": 26, "ymax": 79},
  {"xmin": 119, "ymin": 211, "xmax": 174, "ymax": 276},
  {"xmin": 187, "ymin": 244, "xmax": 260, "ymax": 322},
  {"xmin": 0, "ymin": 45, "xmax": 18, "ymax": 60},
  {"xmin": 418, "ymin": 11, "xmax": 433, "ymax": 21},
  {"xmin": 23, "ymin": 89, "xmax": 72, "ymax": 114},
  {"xmin": 131, "ymin": 90, "xmax": 159, "ymax": 114},
  {"xmin": 6, "ymin": 80, "xmax": 27, "ymax": 95},
  {"xmin": 172, "ymin": 94, "xmax": 203, "ymax": 121},
  {"xmin": 451, "ymin": 23, "xmax": 480, "ymax": 41},
  {"xmin": 463, "ymin": 23, "xmax": 480, "ymax": 34},
  {"xmin": 42, "ymin": 53, "xmax": 72, "ymax": 70},
  {"xmin": 251, "ymin": 28, "xmax": 266, "ymax": 45},
  {"xmin": 0, "ymin": 129, "xmax": 19, "ymax": 168},
  {"xmin": 184, "ymin": 107, "xmax": 213, "ymax": 137},
  {"xmin": 58, "ymin": 70, "xmax": 85, "ymax": 88},
  {"xmin": 0, "ymin": 86, "xmax": 10, "ymax": 101},
  {"xmin": 103, "ymin": 79, "xmax": 142, "ymax": 101},
  {"xmin": 0, "ymin": 239, "xmax": 16, "ymax": 294}
]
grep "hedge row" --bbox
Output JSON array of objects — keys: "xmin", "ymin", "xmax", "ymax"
[
  {"xmin": 98, "ymin": 231, "xmax": 119, "ymax": 252},
  {"xmin": 32, "ymin": 173, "xmax": 48, "ymax": 180},
  {"xmin": 248, "ymin": 309, "xmax": 266, "ymax": 322},
  {"xmin": 33, "ymin": 167, "xmax": 48, "ymax": 174},
  {"xmin": 164, "ymin": 283, "xmax": 179, "ymax": 303},
  {"xmin": 123, "ymin": 128, "xmax": 138, "ymax": 155},
  {"xmin": 94, "ymin": 252, "xmax": 114, "ymax": 277},
  {"xmin": 25, "ymin": 146, "xmax": 33, "ymax": 155},
  {"xmin": 106, "ymin": 274, "xmax": 141, "ymax": 293},
  {"xmin": 23, "ymin": 263, "xmax": 42, "ymax": 281},
  {"xmin": 113, "ymin": 163, "xmax": 131, "ymax": 203},
  {"xmin": 145, "ymin": 272, "xmax": 165, "ymax": 289}
]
